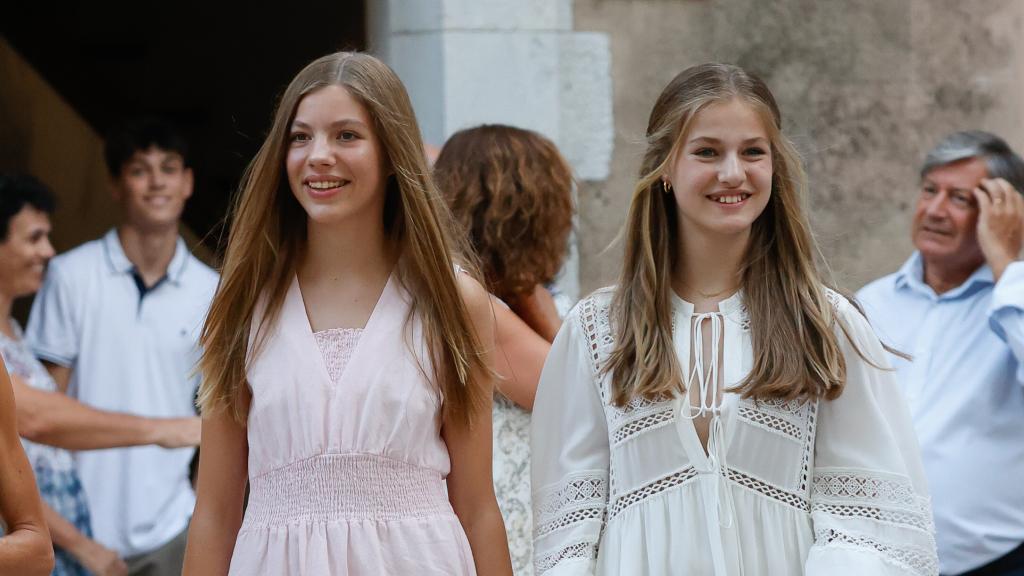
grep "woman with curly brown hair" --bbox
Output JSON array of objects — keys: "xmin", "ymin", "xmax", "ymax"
[{"xmin": 435, "ymin": 124, "xmax": 575, "ymax": 576}]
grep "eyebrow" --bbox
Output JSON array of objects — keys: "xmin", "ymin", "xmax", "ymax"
[
  {"xmin": 290, "ymin": 119, "xmax": 368, "ymax": 130},
  {"xmin": 921, "ymin": 180, "xmax": 973, "ymax": 194},
  {"xmin": 687, "ymin": 135, "xmax": 769, "ymax": 145}
]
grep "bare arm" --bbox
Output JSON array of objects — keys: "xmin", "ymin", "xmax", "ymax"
[
  {"xmin": 491, "ymin": 297, "xmax": 550, "ymax": 411},
  {"xmin": 41, "ymin": 362, "xmax": 70, "ymax": 395},
  {"xmin": 42, "ymin": 503, "xmax": 126, "ymax": 576},
  {"xmin": 509, "ymin": 284, "xmax": 562, "ymax": 343},
  {"xmin": 0, "ymin": 359, "xmax": 54, "ymax": 576},
  {"xmin": 444, "ymin": 276, "xmax": 513, "ymax": 576},
  {"xmin": 182, "ymin": 396, "xmax": 250, "ymax": 576},
  {"xmin": 11, "ymin": 374, "xmax": 200, "ymax": 451}
]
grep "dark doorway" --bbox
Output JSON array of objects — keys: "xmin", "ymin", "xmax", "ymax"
[{"xmin": 1, "ymin": 3, "xmax": 367, "ymax": 255}]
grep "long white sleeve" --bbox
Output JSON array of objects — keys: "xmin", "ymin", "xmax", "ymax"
[
  {"xmin": 531, "ymin": 304, "xmax": 609, "ymax": 576},
  {"xmin": 805, "ymin": 296, "xmax": 939, "ymax": 576},
  {"xmin": 989, "ymin": 261, "xmax": 1024, "ymax": 383}
]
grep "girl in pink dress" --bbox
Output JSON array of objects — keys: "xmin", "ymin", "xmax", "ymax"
[{"xmin": 182, "ymin": 52, "xmax": 513, "ymax": 576}]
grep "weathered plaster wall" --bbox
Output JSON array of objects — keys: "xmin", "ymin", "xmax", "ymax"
[{"xmin": 573, "ymin": 0, "xmax": 1024, "ymax": 292}]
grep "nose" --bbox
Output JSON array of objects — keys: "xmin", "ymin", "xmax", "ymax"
[
  {"xmin": 39, "ymin": 237, "xmax": 55, "ymax": 260},
  {"xmin": 308, "ymin": 135, "xmax": 335, "ymax": 167},
  {"xmin": 923, "ymin": 192, "xmax": 948, "ymax": 219},
  {"xmin": 718, "ymin": 153, "xmax": 744, "ymax": 187}
]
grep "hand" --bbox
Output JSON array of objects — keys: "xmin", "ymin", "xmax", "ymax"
[
  {"xmin": 76, "ymin": 540, "xmax": 128, "ymax": 576},
  {"xmin": 155, "ymin": 416, "xmax": 202, "ymax": 449},
  {"xmin": 974, "ymin": 178, "xmax": 1024, "ymax": 281},
  {"xmin": 509, "ymin": 285, "xmax": 562, "ymax": 342}
]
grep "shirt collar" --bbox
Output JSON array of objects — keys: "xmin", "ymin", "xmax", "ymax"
[
  {"xmin": 102, "ymin": 228, "xmax": 190, "ymax": 284},
  {"xmin": 894, "ymin": 251, "xmax": 993, "ymax": 300}
]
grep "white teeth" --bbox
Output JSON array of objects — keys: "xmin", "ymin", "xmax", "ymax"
[
  {"xmin": 713, "ymin": 194, "xmax": 749, "ymax": 204},
  {"xmin": 308, "ymin": 180, "xmax": 343, "ymax": 190}
]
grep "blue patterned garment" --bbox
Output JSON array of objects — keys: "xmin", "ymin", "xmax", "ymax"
[{"xmin": 1, "ymin": 321, "xmax": 93, "ymax": 576}]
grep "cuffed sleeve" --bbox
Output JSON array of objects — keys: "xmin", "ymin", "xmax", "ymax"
[
  {"xmin": 531, "ymin": 303, "xmax": 609, "ymax": 576},
  {"xmin": 805, "ymin": 296, "xmax": 939, "ymax": 576},
  {"xmin": 25, "ymin": 261, "xmax": 80, "ymax": 367}
]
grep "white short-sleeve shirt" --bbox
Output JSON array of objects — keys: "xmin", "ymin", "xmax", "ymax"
[{"xmin": 26, "ymin": 228, "xmax": 219, "ymax": 557}]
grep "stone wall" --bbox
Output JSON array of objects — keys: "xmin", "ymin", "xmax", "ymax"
[{"xmin": 573, "ymin": 0, "xmax": 1024, "ymax": 292}]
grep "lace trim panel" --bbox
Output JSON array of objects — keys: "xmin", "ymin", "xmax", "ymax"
[
  {"xmin": 737, "ymin": 404, "xmax": 803, "ymax": 441},
  {"xmin": 725, "ymin": 467, "xmax": 810, "ymax": 512},
  {"xmin": 813, "ymin": 469, "xmax": 930, "ymax": 512},
  {"xmin": 535, "ymin": 542, "xmax": 598, "ymax": 575},
  {"xmin": 798, "ymin": 399, "xmax": 818, "ymax": 493},
  {"xmin": 611, "ymin": 407, "xmax": 675, "ymax": 446},
  {"xmin": 608, "ymin": 467, "xmax": 698, "ymax": 520},
  {"xmin": 812, "ymin": 469, "xmax": 934, "ymax": 534},
  {"xmin": 533, "ymin": 474, "xmax": 608, "ymax": 537},
  {"xmin": 814, "ymin": 527, "xmax": 939, "ymax": 576},
  {"xmin": 533, "ymin": 473, "xmax": 607, "ymax": 576}
]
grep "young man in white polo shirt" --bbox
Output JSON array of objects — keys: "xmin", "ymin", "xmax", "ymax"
[{"xmin": 26, "ymin": 118, "xmax": 218, "ymax": 576}]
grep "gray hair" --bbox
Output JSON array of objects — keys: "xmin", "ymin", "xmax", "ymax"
[{"xmin": 921, "ymin": 130, "xmax": 1024, "ymax": 194}]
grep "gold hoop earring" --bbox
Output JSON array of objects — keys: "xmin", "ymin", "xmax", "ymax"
[{"xmin": 662, "ymin": 180, "xmax": 673, "ymax": 193}]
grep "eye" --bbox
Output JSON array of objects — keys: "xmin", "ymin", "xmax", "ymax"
[
  {"xmin": 921, "ymin": 185, "xmax": 937, "ymax": 196},
  {"xmin": 161, "ymin": 165, "xmax": 181, "ymax": 175},
  {"xmin": 289, "ymin": 132, "xmax": 310, "ymax": 143},
  {"xmin": 744, "ymin": 147, "xmax": 767, "ymax": 157},
  {"xmin": 950, "ymin": 193, "xmax": 972, "ymax": 207},
  {"xmin": 693, "ymin": 147, "xmax": 716, "ymax": 158},
  {"xmin": 338, "ymin": 130, "xmax": 359, "ymax": 142}
]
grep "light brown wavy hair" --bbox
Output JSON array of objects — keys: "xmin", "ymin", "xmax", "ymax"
[
  {"xmin": 197, "ymin": 52, "xmax": 487, "ymax": 427},
  {"xmin": 433, "ymin": 125, "xmax": 574, "ymax": 303},
  {"xmin": 606, "ymin": 62, "xmax": 863, "ymax": 407}
]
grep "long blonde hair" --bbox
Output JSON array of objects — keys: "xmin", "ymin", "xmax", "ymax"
[
  {"xmin": 606, "ymin": 63, "xmax": 854, "ymax": 407},
  {"xmin": 197, "ymin": 52, "xmax": 487, "ymax": 427}
]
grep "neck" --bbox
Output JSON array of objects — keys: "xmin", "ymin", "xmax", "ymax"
[
  {"xmin": 673, "ymin": 227, "xmax": 748, "ymax": 311},
  {"xmin": 921, "ymin": 254, "xmax": 982, "ymax": 295},
  {"xmin": 117, "ymin": 224, "xmax": 179, "ymax": 283},
  {"xmin": 300, "ymin": 216, "xmax": 395, "ymax": 283},
  {"xmin": 0, "ymin": 292, "xmax": 14, "ymax": 338}
]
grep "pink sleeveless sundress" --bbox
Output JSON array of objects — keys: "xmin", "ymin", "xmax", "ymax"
[{"xmin": 227, "ymin": 274, "xmax": 476, "ymax": 575}]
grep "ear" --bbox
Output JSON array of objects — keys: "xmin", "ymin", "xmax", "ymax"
[{"xmin": 109, "ymin": 172, "xmax": 125, "ymax": 202}]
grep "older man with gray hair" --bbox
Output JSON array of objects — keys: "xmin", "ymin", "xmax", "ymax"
[{"xmin": 858, "ymin": 130, "xmax": 1024, "ymax": 576}]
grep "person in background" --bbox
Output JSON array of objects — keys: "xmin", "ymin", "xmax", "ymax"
[
  {"xmin": 858, "ymin": 130, "xmax": 1024, "ymax": 576},
  {"xmin": 0, "ymin": 173, "xmax": 201, "ymax": 575},
  {"xmin": 434, "ymin": 124, "xmax": 575, "ymax": 575},
  {"xmin": 25, "ymin": 118, "xmax": 218, "ymax": 576},
  {"xmin": 0, "ymin": 356, "xmax": 53, "ymax": 576}
]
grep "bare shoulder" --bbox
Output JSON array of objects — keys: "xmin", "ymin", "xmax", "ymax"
[{"xmin": 455, "ymin": 272, "xmax": 496, "ymax": 335}]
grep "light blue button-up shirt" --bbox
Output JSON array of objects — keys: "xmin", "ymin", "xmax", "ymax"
[{"xmin": 858, "ymin": 253, "xmax": 1024, "ymax": 575}]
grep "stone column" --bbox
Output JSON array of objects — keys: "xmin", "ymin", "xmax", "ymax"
[{"xmin": 369, "ymin": 0, "xmax": 614, "ymax": 300}]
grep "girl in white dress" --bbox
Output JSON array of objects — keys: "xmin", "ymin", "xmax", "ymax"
[
  {"xmin": 530, "ymin": 63, "xmax": 939, "ymax": 575},
  {"xmin": 182, "ymin": 52, "xmax": 512, "ymax": 575}
]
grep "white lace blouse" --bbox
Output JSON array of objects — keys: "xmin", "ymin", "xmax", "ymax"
[{"xmin": 530, "ymin": 288, "xmax": 938, "ymax": 576}]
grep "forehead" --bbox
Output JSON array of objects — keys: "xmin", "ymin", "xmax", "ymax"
[
  {"xmin": 685, "ymin": 98, "xmax": 770, "ymax": 141},
  {"xmin": 8, "ymin": 205, "xmax": 51, "ymax": 233},
  {"xmin": 124, "ymin": 146, "xmax": 185, "ymax": 166},
  {"xmin": 292, "ymin": 85, "xmax": 373, "ymax": 125}
]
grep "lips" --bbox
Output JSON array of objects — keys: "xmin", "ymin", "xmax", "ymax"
[
  {"xmin": 303, "ymin": 176, "xmax": 351, "ymax": 197},
  {"xmin": 707, "ymin": 192, "xmax": 752, "ymax": 205}
]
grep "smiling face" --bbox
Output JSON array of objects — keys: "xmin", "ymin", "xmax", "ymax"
[
  {"xmin": 912, "ymin": 156, "xmax": 986, "ymax": 272},
  {"xmin": 285, "ymin": 85, "xmax": 388, "ymax": 228},
  {"xmin": 664, "ymin": 98, "xmax": 773, "ymax": 240},
  {"xmin": 0, "ymin": 206, "xmax": 55, "ymax": 299},
  {"xmin": 113, "ymin": 146, "xmax": 193, "ymax": 231}
]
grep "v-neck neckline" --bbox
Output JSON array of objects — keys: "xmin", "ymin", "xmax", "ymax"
[
  {"xmin": 670, "ymin": 299, "xmax": 741, "ymax": 471},
  {"xmin": 291, "ymin": 270, "xmax": 395, "ymax": 391}
]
